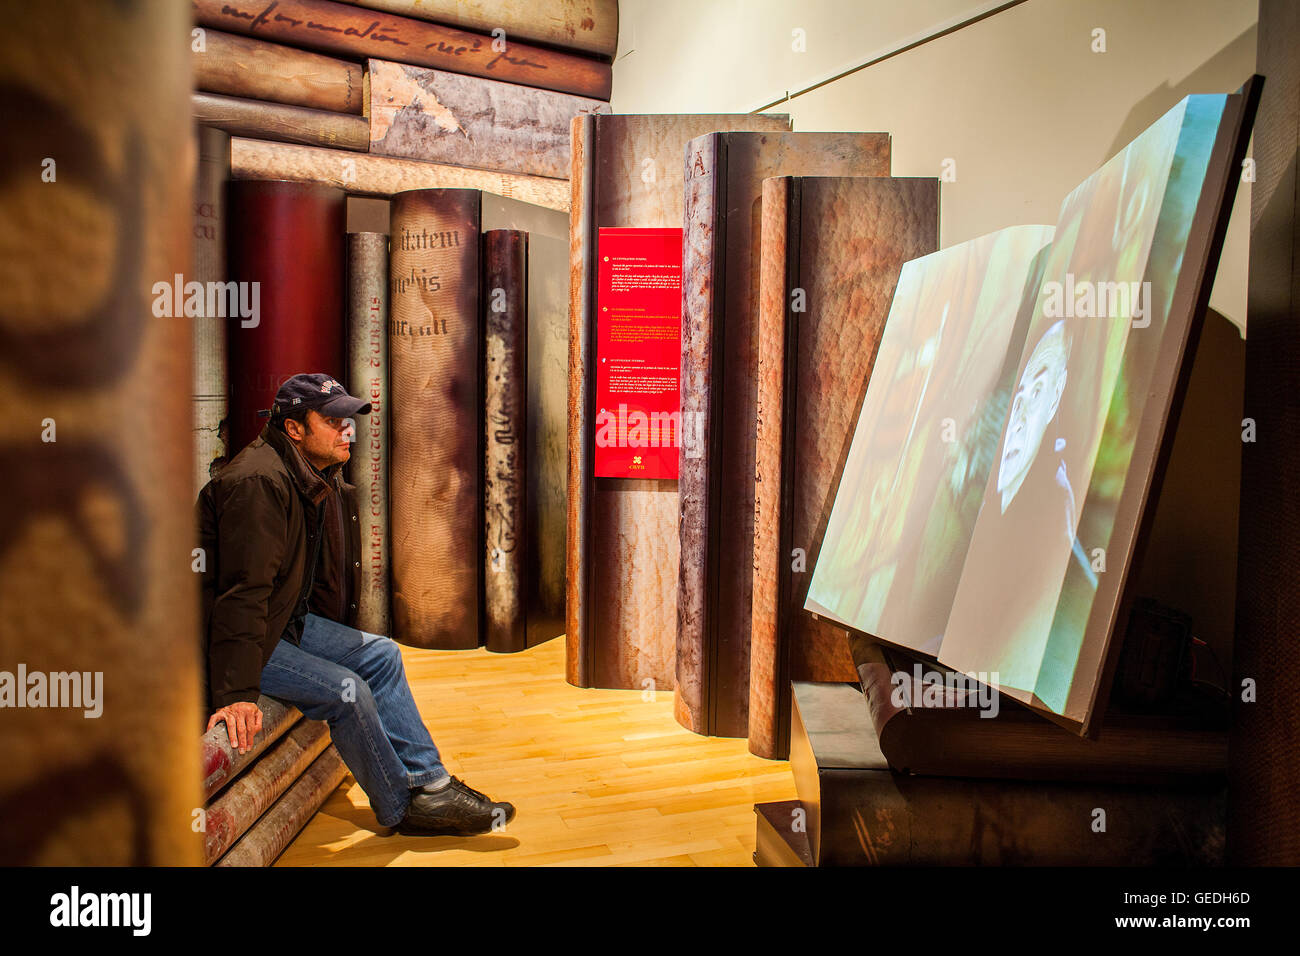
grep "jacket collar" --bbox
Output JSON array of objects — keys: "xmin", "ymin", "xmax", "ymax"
[{"xmin": 260, "ymin": 424, "xmax": 339, "ymax": 507}]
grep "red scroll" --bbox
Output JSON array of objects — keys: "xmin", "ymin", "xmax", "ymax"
[{"xmin": 226, "ymin": 180, "xmax": 346, "ymax": 454}]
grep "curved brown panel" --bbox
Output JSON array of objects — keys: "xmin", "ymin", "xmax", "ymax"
[
  {"xmin": 566, "ymin": 113, "xmax": 792, "ymax": 695},
  {"xmin": 749, "ymin": 177, "xmax": 794, "ymax": 759},
  {"xmin": 748, "ymin": 177, "xmax": 939, "ymax": 758},
  {"xmin": 1236, "ymin": 5, "xmax": 1300, "ymax": 865},
  {"xmin": 675, "ymin": 132, "xmax": 893, "ymax": 740}
]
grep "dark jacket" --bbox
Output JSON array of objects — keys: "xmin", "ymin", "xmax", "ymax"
[{"xmin": 198, "ymin": 424, "xmax": 361, "ymax": 711}]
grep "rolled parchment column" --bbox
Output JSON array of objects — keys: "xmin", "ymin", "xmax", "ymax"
[
  {"xmin": 346, "ymin": 232, "xmax": 392, "ymax": 637},
  {"xmin": 0, "ymin": 0, "xmax": 200, "ymax": 865},
  {"xmin": 389, "ymin": 188, "xmax": 483, "ymax": 649},
  {"xmin": 483, "ymin": 229, "xmax": 528, "ymax": 653},
  {"xmin": 194, "ymin": 125, "xmax": 230, "ymax": 494}
]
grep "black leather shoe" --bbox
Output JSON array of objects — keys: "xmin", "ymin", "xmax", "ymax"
[{"xmin": 396, "ymin": 776, "xmax": 517, "ymax": 836}]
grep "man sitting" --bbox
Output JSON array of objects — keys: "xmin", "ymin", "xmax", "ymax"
[{"xmin": 198, "ymin": 372, "xmax": 514, "ymax": 836}]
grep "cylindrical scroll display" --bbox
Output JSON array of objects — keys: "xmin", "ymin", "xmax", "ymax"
[
  {"xmin": 346, "ymin": 232, "xmax": 392, "ymax": 636},
  {"xmin": 214, "ymin": 745, "xmax": 347, "ymax": 867},
  {"xmin": 204, "ymin": 720, "xmax": 331, "ymax": 865},
  {"xmin": 483, "ymin": 229, "xmax": 528, "ymax": 652},
  {"xmin": 226, "ymin": 180, "xmax": 345, "ymax": 454},
  {"xmin": 389, "ymin": 189, "xmax": 482, "ymax": 648},
  {"xmin": 194, "ymin": 126, "xmax": 230, "ymax": 494}
]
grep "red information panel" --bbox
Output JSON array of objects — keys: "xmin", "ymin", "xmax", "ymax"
[{"xmin": 594, "ymin": 227, "xmax": 683, "ymax": 479}]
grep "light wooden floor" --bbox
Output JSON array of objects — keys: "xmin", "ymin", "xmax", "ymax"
[{"xmin": 276, "ymin": 636, "xmax": 799, "ymax": 866}]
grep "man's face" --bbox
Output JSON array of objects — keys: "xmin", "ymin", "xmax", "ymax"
[
  {"xmin": 997, "ymin": 321, "xmax": 1068, "ymax": 512},
  {"xmin": 287, "ymin": 410, "xmax": 353, "ymax": 471}
]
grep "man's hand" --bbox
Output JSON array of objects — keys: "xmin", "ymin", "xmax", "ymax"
[{"xmin": 206, "ymin": 701, "xmax": 264, "ymax": 755}]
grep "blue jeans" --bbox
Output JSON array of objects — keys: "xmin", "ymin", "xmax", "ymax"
[{"xmin": 259, "ymin": 613, "xmax": 450, "ymax": 827}]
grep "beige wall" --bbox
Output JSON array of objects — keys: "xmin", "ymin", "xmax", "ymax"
[{"xmin": 613, "ymin": 0, "xmax": 1257, "ymax": 329}]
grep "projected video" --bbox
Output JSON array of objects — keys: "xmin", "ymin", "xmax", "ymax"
[{"xmin": 807, "ymin": 93, "xmax": 1235, "ymax": 725}]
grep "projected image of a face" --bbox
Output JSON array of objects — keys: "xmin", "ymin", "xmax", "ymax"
[
  {"xmin": 997, "ymin": 320, "xmax": 1070, "ymax": 513},
  {"xmin": 807, "ymin": 91, "xmax": 1240, "ymax": 727}
]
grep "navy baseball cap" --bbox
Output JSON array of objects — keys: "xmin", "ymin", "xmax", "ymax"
[{"xmin": 258, "ymin": 373, "xmax": 372, "ymax": 419}]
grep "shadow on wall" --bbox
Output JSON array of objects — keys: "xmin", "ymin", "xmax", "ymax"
[{"xmin": 1107, "ymin": 25, "xmax": 1257, "ymax": 169}]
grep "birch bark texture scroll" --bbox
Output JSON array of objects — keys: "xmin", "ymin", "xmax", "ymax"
[
  {"xmin": 214, "ymin": 745, "xmax": 348, "ymax": 866},
  {"xmin": 192, "ymin": 0, "xmax": 613, "ymax": 100},
  {"xmin": 204, "ymin": 719, "xmax": 330, "ymax": 864},
  {"xmin": 674, "ymin": 130, "xmax": 892, "ymax": 739},
  {"xmin": 0, "ymin": 0, "xmax": 199, "ymax": 865},
  {"xmin": 368, "ymin": 59, "xmax": 609, "ymax": 179},
  {"xmin": 200, "ymin": 697, "xmax": 300, "ymax": 801},
  {"xmin": 566, "ymin": 113, "xmax": 792, "ymax": 696}
]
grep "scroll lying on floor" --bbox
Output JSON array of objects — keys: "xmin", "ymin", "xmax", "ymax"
[{"xmin": 807, "ymin": 87, "xmax": 1258, "ymax": 734}]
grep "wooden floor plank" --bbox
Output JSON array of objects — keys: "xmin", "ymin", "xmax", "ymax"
[{"xmin": 275, "ymin": 638, "xmax": 799, "ymax": 867}]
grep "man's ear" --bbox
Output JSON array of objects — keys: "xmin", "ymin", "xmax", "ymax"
[{"xmin": 284, "ymin": 418, "xmax": 303, "ymax": 441}]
